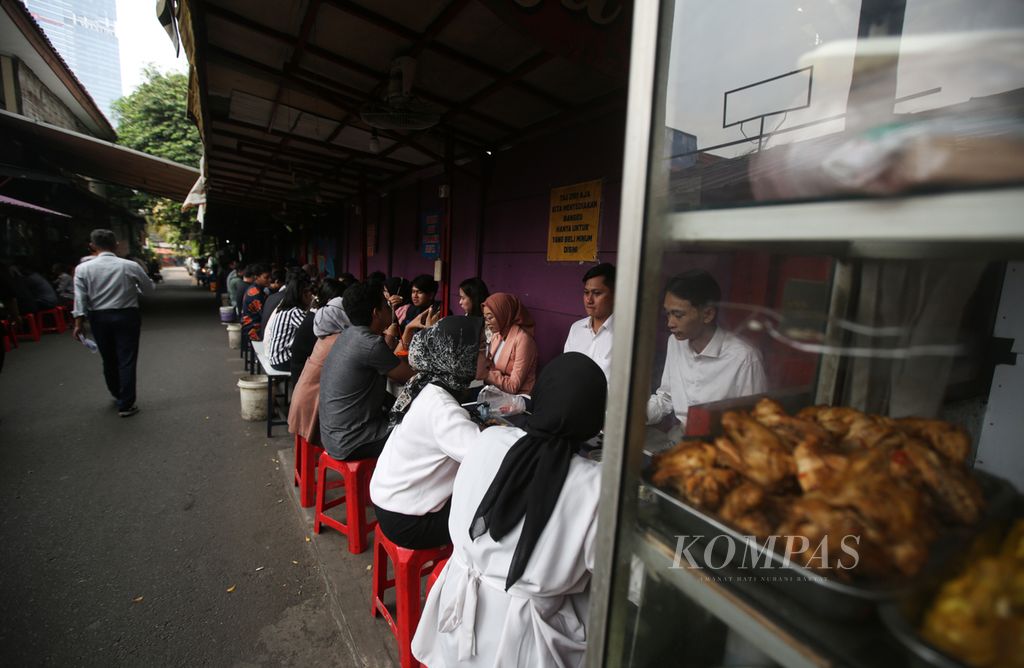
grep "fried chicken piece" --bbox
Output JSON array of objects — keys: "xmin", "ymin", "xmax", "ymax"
[
  {"xmin": 793, "ymin": 440, "xmax": 851, "ymax": 493},
  {"xmin": 899, "ymin": 438, "xmax": 984, "ymax": 525},
  {"xmin": 752, "ymin": 398, "xmax": 831, "ymax": 452},
  {"xmin": 652, "ymin": 441, "xmax": 739, "ymax": 510},
  {"xmin": 715, "ymin": 411, "xmax": 796, "ymax": 489},
  {"xmin": 775, "ymin": 497, "xmax": 885, "ymax": 577},
  {"xmin": 719, "ymin": 481, "xmax": 773, "ymax": 538},
  {"xmin": 842, "ymin": 414, "xmax": 901, "ymax": 450},
  {"xmin": 795, "ymin": 405, "xmax": 899, "ymax": 449},
  {"xmin": 895, "ymin": 417, "xmax": 972, "ymax": 465},
  {"xmin": 810, "ymin": 447, "xmax": 934, "ymax": 576}
]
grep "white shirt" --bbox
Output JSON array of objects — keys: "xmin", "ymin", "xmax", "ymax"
[
  {"xmin": 563, "ymin": 313, "xmax": 614, "ymax": 379},
  {"xmin": 646, "ymin": 327, "xmax": 767, "ymax": 431},
  {"xmin": 370, "ymin": 383, "xmax": 482, "ymax": 515},
  {"xmin": 72, "ymin": 252, "xmax": 154, "ymax": 317},
  {"xmin": 412, "ymin": 426, "xmax": 601, "ymax": 668}
]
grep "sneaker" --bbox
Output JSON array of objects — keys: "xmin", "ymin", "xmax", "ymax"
[{"xmin": 118, "ymin": 406, "xmax": 140, "ymax": 418}]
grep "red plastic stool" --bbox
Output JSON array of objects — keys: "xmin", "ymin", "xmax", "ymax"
[
  {"xmin": 313, "ymin": 452, "xmax": 378, "ymax": 554},
  {"xmin": 1, "ymin": 320, "xmax": 17, "ymax": 351},
  {"xmin": 15, "ymin": 313, "xmax": 41, "ymax": 342},
  {"xmin": 38, "ymin": 307, "xmax": 67, "ymax": 333},
  {"xmin": 425, "ymin": 557, "xmax": 449, "ymax": 599},
  {"xmin": 293, "ymin": 434, "xmax": 324, "ymax": 508},
  {"xmin": 370, "ymin": 526, "xmax": 453, "ymax": 668}
]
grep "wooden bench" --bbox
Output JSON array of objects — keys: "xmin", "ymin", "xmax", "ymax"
[{"xmin": 252, "ymin": 340, "xmax": 291, "ymax": 437}]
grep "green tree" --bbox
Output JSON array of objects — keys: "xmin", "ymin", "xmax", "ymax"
[{"xmin": 111, "ymin": 66, "xmax": 202, "ymax": 239}]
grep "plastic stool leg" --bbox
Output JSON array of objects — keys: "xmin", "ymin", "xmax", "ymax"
[
  {"xmin": 370, "ymin": 533, "xmax": 386, "ymax": 618},
  {"xmin": 313, "ymin": 457, "xmax": 328, "ymax": 535},
  {"xmin": 395, "ymin": 560, "xmax": 424, "ymax": 668}
]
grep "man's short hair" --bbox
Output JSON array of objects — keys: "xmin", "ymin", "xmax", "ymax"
[
  {"xmin": 410, "ymin": 274, "xmax": 437, "ymax": 295},
  {"xmin": 583, "ymin": 263, "xmax": 615, "ymax": 290},
  {"xmin": 343, "ymin": 281, "xmax": 386, "ymax": 326},
  {"xmin": 249, "ymin": 263, "xmax": 270, "ymax": 277},
  {"xmin": 665, "ymin": 270, "xmax": 721, "ymax": 308},
  {"xmin": 90, "ymin": 229, "xmax": 117, "ymax": 250}
]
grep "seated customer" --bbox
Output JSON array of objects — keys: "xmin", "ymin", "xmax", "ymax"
[
  {"xmin": 240, "ymin": 264, "xmax": 271, "ymax": 341},
  {"xmin": 564, "ymin": 263, "xmax": 615, "ymax": 380},
  {"xmin": 647, "ymin": 270, "xmax": 767, "ymax": 438},
  {"xmin": 290, "ymin": 278, "xmax": 349, "ymax": 380},
  {"xmin": 370, "ymin": 316, "xmax": 487, "ymax": 550},
  {"xmin": 457, "ymin": 277, "xmax": 489, "ymax": 317},
  {"xmin": 482, "ymin": 293, "xmax": 537, "ymax": 394},
  {"xmin": 263, "ymin": 275, "xmax": 313, "ymax": 372},
  {"xmin": 52, "ymin": 264, "xmax": 75, "ymax": 306},
  {"xmin": 319, "ymin": 281, "xmax": 415, "ymax": 461},
  {"xmin": 412, "ymin": 353, "xmax": 607, "ymax": 668},
  {"xmin": 287, "ymin": 289, "xmax": 353, "ymax": 448},
  {"xmin": 259, "ymin": 268, "xmax": 290, "ymax": 327},
  {"xmin": 400, "ymin": 274, "xmax": 441, "ymax": 329}
]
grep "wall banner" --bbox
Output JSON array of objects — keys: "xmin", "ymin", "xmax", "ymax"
[
  {"xmin": 547, "ymin": 179, "xmax": 602, "ymax": 262},
  {"xmin": 420, "ymin": 210, "xmax": 441, "ymax": 259}
]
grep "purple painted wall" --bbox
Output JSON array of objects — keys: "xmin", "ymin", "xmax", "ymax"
[{"xmin": 337, "ymin": 111, "xmax": 626, "ymax": 368}]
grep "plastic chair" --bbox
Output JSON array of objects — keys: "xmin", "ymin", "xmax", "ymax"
[
  {"xmin": 313, "ymin": 452, "xmax": 378, "ymax": 554},
  {"xmin": 1, "ymin": 319, "xmax": 18, "ymax": 351},
  {"xmin": 15, "ymin": 313, "xmax": 40, "ymax": 342},
  {"xmin": 38, "ymin": 307, "xmax": 67, "ymax": 333},
  {"xmin": 425, "ymin": 557, "xmax": 449, "ymax": 598},
  {"xmin": 370, "ymin": 526, "xmax": 453, "ymax": 668},
  {"xmin": 293, "ymin": 434, "xmax": 324, "ymax": 508}
]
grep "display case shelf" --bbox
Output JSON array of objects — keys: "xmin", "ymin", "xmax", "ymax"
[
  {"xmin": 635, "ymin": 509, "xmax": 908, "ymax": 668},
  {"xmin": 666, "ymin": 188, "xmax": 1024, "ymax": 258}
]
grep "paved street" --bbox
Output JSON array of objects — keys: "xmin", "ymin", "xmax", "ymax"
[{"xmin": 0, "ymin": 268, "xmax": 360, "ymax": 666}]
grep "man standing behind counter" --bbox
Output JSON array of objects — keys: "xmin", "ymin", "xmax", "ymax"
[
  {"xmin": 71, "ymin": 229, "xmax": 154, "ymax": 417},
  {"xmin": 647, "ymin": 270, "xmax": 766, "ymax": 439},
  {"xmin": 563, "ymin": 262, "xmax": 615, "ymax": 380}
]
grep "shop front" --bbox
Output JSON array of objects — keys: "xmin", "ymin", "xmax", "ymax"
[{"xmin": 588, "ymin": 0, "xmax": 1024, "ymax": 666}]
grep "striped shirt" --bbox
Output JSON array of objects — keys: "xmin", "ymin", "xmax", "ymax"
[{"xmin": 264, "ymin": 307, "xmax": 307, "ymax": 366}]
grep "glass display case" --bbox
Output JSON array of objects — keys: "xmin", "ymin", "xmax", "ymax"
[{"xmin": 588, "ymin": 1, "xmax": 1024, "ymax": 666}]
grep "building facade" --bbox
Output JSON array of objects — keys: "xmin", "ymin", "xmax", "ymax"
[{"xmin": 23, "ymin": 0, "xmax": 121, "ymax": 122}]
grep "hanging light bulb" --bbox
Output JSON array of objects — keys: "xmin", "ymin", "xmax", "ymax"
[{"xmin": 368, "ymin": 129, "xmax": 381, "ymax": 154}]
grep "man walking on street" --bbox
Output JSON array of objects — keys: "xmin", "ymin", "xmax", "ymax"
[{"xmin": 72, "ymin": 229, "xmax": 155, "ymax": 417}]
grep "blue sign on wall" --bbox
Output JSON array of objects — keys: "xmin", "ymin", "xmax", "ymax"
[{"xmin": 420, "ymin": 211, "xmax": 441, "ymax": 259}]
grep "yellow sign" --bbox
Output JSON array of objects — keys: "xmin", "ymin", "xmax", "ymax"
[{"xmin": 547, "ymin": 179, "xmax": 601, "ymax": 262}]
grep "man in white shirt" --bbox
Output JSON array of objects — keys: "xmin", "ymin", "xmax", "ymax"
[
  {"xmin": 72, "ymin": 229, "xmax": 155, "ymax": 417},
  {"xmin": 647, "ymin": 270, "xmax": 766, "ymax": 439},
  {"xmin": 563, "ymin": 262, "xmax": 615, "ymax": 379}
]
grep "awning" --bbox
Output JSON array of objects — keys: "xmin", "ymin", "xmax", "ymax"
[
  {"xmin": 0, "ymin": 194, "xmax": 71, "ymax": 218},
  {"xmin": 0, "ymin": 109, "xmax": 201, "ymax": 201}
]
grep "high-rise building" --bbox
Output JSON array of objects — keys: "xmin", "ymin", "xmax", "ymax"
[{"xmin": 23, "ymin": 0, "xmax": 122, "ymax": 123}]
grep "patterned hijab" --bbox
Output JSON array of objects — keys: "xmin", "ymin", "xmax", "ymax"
[
  {"xmin": 482, "ymin": 293, "xmax": 535, "ymax": 338},
  {"xmin": 312, "ymin": 297, "xmax": 351, "ymax": 337},
  {"xmin": 389, "ymin": 316, "xmax": 484, "ymax": 427},
  {"xmin": 470, "ymin": 353, "xmax": 607, "ymax": 589}
]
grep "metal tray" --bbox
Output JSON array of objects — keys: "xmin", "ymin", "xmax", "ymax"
[{"xmin": 642, "ymin": 468, "xmax": 1018, "ymax": 623}]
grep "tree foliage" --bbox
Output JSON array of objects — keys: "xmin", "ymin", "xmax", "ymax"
[{"xmin": 111, "ymin": 66, "xmax": 202, "ymax": 238}]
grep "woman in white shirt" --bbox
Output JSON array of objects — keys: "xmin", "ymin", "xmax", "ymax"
[
  {"xmin": 370, "ymin": 315, "xmax": 486, "ymax": 549},
  {"xmin": 412, "ymin": 352, "xmax": 607, "ymax": 668},
  {"xmin": 263, "ymin": 276, "xmax": 313, "ymax": 372}
]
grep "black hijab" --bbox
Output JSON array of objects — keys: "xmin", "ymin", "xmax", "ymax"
[
  {"xmin": 469, "ymin": 352, "xmax": 607, "ymax": 589},
  {"xmin": 389, "ymin": 316, "xmax": 484, "ymax": 428}
]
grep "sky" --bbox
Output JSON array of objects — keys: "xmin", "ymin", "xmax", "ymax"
[{"xmin": 115, "ymin": 0, "xmax": 188, "ymax": 95}]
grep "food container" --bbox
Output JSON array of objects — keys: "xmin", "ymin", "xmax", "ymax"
[
  {"xmin": 642, "ymin": 469, "xmax": 1018, "ymax": 622},
  {"xmin": 879, "ymin": 506, "xmax": 1023, "ymax": 668}
]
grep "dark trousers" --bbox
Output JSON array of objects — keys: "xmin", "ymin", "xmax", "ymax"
[
  {"xmin": 374, "ymin": 499, "xmax": 452, "ymax": 550},
  {"xmin": 340, "ymin": 435, "xmax": 389, "ymax": 461},
  {"xmin": 88, "ymin": 308, "xmax": 141, "ymax": 411}
]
